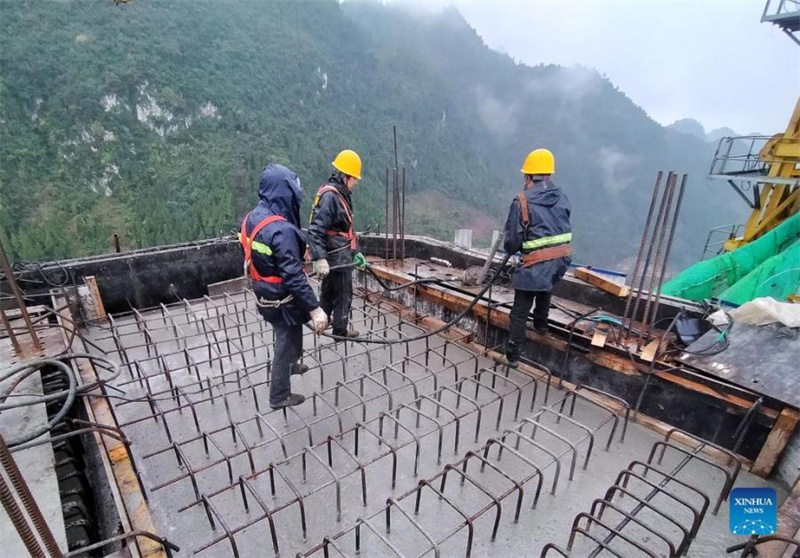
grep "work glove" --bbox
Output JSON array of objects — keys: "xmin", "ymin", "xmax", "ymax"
[
  {"xmin": 353, "ymin": 252, "xmax": 367, "ymax": 270},
  {"xmin": 312, "ymin": 259, "xmax": 330, "ymax": 278},
  {"xmin": 309, "ymin": 307, "xmax": 329, "ymax": 334}
]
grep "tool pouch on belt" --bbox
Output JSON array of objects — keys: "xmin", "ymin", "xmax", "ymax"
[{"xmin": 520, "ymin": 244, "xmax": 571, "ymax": 267}]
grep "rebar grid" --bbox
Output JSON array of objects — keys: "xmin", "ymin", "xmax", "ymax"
[
  {"xmin": 77, "ymin": 283, "xmax": 641, "ymax": 558},
  {"xmin": 297, "ymin": 384, "xmax": 630, "ymax": 558},
  {"xmin": 541, "ymin": 428, "xmax": 743, "ymax": 557},
  {"xmin": 80, "ymin": 289, "xmax": 547, "ymax": 554}
]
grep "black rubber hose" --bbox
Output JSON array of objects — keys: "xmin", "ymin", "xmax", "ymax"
[
  {"xmin": 310, "ymin": 253, "xmax": 512, "ymax": 345},
  {"xmin": 1, "ymin": 358, "xmax": 77, "ymax": 447}
]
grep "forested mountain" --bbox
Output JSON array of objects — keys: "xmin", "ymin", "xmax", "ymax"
[{"xmin": 0, "ymin": 0, "xmax": 747, "ymax": 269}]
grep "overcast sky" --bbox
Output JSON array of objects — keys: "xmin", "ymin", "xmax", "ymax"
[{"xmin": 388, "ymin": 0, "xmax": 799, "ymax": 134}]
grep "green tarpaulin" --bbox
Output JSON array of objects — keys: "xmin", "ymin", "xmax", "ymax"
[{"xmin": 662, "ymin": 213, "xmax": 800, "ymax": 304}]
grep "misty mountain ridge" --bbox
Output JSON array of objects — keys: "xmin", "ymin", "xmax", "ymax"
[
  {"xmin": 0, "ymin": 0, "xmax": 748, "ymax": 272},
  {"xmin": 667, "ymin": 118, "xmax": 741, "ymax": 145}
]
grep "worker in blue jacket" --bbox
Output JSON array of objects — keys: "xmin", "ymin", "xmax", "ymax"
[
  {"xmin": 307, "ymin": 150, "xmax": 367, "ymax": 338},
  {"xmin": 502, "ymin": 149, "xmax": 572, "ymax": 367},
  {"xmin": 240, "ymin": 163, "xmax": 328, "ymax": 409}
]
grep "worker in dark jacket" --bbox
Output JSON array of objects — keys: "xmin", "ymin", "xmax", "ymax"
[
  {"xmin": 502, "ymin": 148, "xmax": 572, "ymax": 367},
  {"xmin": 240, "ymin": 163, "xmax": 328, "ymax": 409},
  {"xmin": 307, "ymin": 149, "xmax": 367, "ymax": 338}
]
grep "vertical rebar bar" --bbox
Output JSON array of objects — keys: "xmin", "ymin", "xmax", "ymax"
[
  {"xmin": 385, "ymin": 167, "xmax": 389, "ymax": 264},
  {"xmin": 637, "ymin": 172, "xmax": 678, "ymax": 350},
  {"xmin": 627, "ymin": 172, "xmax": 673, "ymax": 344},
  {"xmin": 0, "ymin": 305, "xmax": 22, "ymax": 354},
  {"xmin": 644, "ymin": 173, "xmax": 687, "ymax": 343},
  {"xmin": 0, "ymin": 240, "xmax": 40, "ymax": 350},
  {"xmin": 401, "ymin": 167, "xmax": 406, "ymax": 264},
  {"xmin": 0, "ymin": 472, "xmax": 45, "ymax": 558},
  {"xmin": 392, "ymin": 167, "xmax": 400, "ymax": 260},
  {"xmin": 0, "ymin": 436, "xmax": 62, "ymax": 557},
  {"xmin": 620, "ymin": 172, "xmax": 663, "ymax": 340}
]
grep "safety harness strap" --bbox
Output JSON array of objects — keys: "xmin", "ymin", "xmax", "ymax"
[
  {"xmin": 520, "ymin": 244, "xmax": 572, "ymax": 267},
  {"xmin": 316, "ymin": 184, "xmax": 357, "ymax": 250},
  {"xmin": 517, "ymin": 193, "xmax": 529, "ymax": 228},
  {"xmin": 240, "ymin": 213, "xmax": 286, "ymax": 283}
]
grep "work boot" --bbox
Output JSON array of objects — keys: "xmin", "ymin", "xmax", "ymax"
[
  {"xmin": 290, "ymin": 362, "xmax": 309, "ymax": 375},
  {"xmin": 498, "ymin": 354, "xmax": 519, "ymax": 369},
  {"xmin": 270, "ymin": 393, "xmax": 305, "ymax": 410},
  {"xmin": 533, "ymin": 325, "xmax": 549, "ymax": 336}
]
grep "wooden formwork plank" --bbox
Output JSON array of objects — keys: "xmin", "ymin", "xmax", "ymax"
[
  {"xmin": 84, "ymin": 275, "xmax": 106, "ymax": 320},
  {"xmin": 573, "ymin": 267, "xmax": 630, "ymax": 297},
  {"xmin": 751, "ymin": 408, "xmax": 800, "ymax": 478}
]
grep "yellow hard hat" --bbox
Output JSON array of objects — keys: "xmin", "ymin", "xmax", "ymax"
[
  {"xmin": 331, "ymin": 149, "xmax": 362, "ymax": 180},
  {"xmin": 521, "ymin": 148, "xmax": 555, "ymax": 175}
]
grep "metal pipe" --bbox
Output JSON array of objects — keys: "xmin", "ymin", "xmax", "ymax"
[{"xmin": 478, "ymin": 232, "xmax": 505, "ymax": 285}]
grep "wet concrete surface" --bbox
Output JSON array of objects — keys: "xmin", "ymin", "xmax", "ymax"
[{"xmin": 81, "ymin": 289, "xmax": 784, "ymax": 557}]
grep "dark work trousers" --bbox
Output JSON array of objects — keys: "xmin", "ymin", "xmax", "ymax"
[
  {"xmin": 270, "ymin": 322, "xmax": 303, "ymax": 405},
  {"xmin": 320, "ymin": 268, "xmax": 353, "ymax": 335},
  {"xmin": 506, "ymin": 289, "xmax": 552, "ymax": 360}
]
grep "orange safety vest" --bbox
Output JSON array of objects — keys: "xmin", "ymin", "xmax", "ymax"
[
  {"xmin": 315, "ymin": 184, "xmax": 357, "ymax": 250},
  {"xmin": 239, "ymin": 213, "xmax": 285, "ymax": 283}
]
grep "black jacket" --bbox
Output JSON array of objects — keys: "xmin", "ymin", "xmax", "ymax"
[
  {"xmin": 307, "ymin": 173, "xmax": 357, "ymax": 267},
  {"xmin": 243, "ymin": 164, "xmax": 319, "ymax": 325},
  {"xmin": 504, "ymin": 178, "xmax": 572, "ymax": 292}
]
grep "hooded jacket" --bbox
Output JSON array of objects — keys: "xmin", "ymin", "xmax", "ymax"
[
  {"xmin": 243, "ymin": 164, "xmax": 319, "ymax": 324},
  {"xmin": 504, "ymin": 178, "xmax": 572, "ymax": 291},
  {"xmin": 307, "ymin": 172, "xmax": 357, "ymax": 267}
]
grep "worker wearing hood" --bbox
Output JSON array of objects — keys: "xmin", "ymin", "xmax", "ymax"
[
  {"xmin": 240, "ymin": 163, "xmax": 328, "ymax": 409},
  {"xmin": 502, "ymin": 149, "xmax": 572, "ymax": 367}
]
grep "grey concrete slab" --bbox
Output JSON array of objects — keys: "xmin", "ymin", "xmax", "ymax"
[{"xmin": 80, "ymin": 291, "xmax": 788, "ymax": 558}]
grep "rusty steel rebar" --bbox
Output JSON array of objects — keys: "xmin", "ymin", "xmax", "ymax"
[
  {"xmin": 0, "ymin": 436, "xmax": 63, "ymax": 557},
  {"xmin": 643, "ymin": 173, "xmax": 688, "ymax": 344},
  {"xmin": 620, "ymin": 171, "xmax": 662, "ymax": 338},
  {"xmin": 637, "ymin": 172, "xmax": 678, "ymax": 351},
  {"xmin": 77, "ymin": 279, "xmax": 638, "ymax": 558},
  {"xmin": 626, "ymin": 172, "xmax": 674, "ymax": 344},
  {"xmin": 0, "ymin": 471, "xmax": 46, "ymax": 557},
  {"xmin": 0, "ymin": 239, "xmax": 41, "ymax": 351}
]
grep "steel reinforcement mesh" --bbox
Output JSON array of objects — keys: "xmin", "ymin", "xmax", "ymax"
[{"xmin": 79, "ymin": 285, "xmax": 747, "ymax": 558}]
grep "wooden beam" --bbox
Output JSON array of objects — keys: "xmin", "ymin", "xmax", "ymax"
[
  {"xmin": 84, "ymin": 275, "xmax": 106, "ymax": 320},
  {"xmin": 573, "ymin": 267, "xmax": 630, "ymax": 297},
  {"xmin": 751, "ymin": 408, "xmax": 800, "ymax": 478}
]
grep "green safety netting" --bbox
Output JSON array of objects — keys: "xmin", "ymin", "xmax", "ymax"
[{"xmin": 662, "ymin": 212, "xmax": 800, "ymax": 305}]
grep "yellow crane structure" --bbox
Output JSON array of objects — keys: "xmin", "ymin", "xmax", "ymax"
[{"xmin": 709, "ymin": 0, "xmax": 800, "ymax": 251}]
